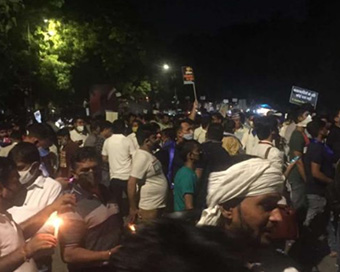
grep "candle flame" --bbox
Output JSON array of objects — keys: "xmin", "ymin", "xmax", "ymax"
[
  {"xmin": 128, "ymin": 224, "xmax": 136, "ymax": 233},
  {"xmin": 52, "ymin": 217, "xmax": 63, "ymax": 228},
  {"xmin": 47, "ymin": 213, "xmax": 63, "ymax": 237}
]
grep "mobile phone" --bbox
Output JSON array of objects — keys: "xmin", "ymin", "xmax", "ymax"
[{"xmin": 290, "ymin": 156, "xmax": 300, "ymax": 164}]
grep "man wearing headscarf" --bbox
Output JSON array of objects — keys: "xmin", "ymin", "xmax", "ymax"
[
  {"xmin": 198, "ymin": 157, "xmax": 284, "ymax": 244},
  {"xmin": 198, "ymin": 157, "xmax": 299, "ymax": 271}
]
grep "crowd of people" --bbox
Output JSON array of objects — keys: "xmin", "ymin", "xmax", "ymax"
[{"xmin": 0, "ymin": 101, "xmax": 339, "ymax": 272}]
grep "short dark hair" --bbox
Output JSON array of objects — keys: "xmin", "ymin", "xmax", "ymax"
[
  {"xmin": 89, "ymin": 120, "xmax": 101, "ymax": 132},
  {"xmin": 26, "ymin": 123, "xmax": 54, "ymax": 140},
  {"xmin": 113, "ymin": 219, "xmax": 249, "ymax": 272},
  {"xmin": 0, "ymin": 157, "xmax": 17, "ymax": 187},
  {"xmin": 70, "ymin": 147, "xmax": 99, "ymax": 170},
  {"xmin": 132, "ymin": 120, "xmax": 142, "ymax": 127},
  {"xmin": 9, "ymin": 142, "xmax": 40, "ymax": 165},
  {"xmin": 206, "ymin": 123, "xmax": 224, "ymax": 141},
  {"xmin": 307, "ymin": 119, "xmax": 326, "ymax": 138},
  {"xmin": 57, "ymin": 128, "xmax": 70, "ymax": 138},
  {"xmin": 201, "ymin": 115, "xmax": 211, "ymax": 129},
  {"xmin": 180, "ymin": 140, "xmax": 200, "ymax": 161},
  {"xmin": 212, "ymin": 112, "xmax": 223, "ymax": 122},
  {"xmin": 293, "ymin": 108, "xmax": 309, "ymax": 124},
  {"xmin": 9, "ymin": 130, "xmax": 23, "ymax": 142},
  {"xmin": 161, "ymin": 128, "xmax": 176, "ymax": 141},
  {"xmin": 98, "ymin": 120, "xmax": 113, "ymax": 132},
  {"xmin": 136, "ymin": 124, "xmax": 158, "ymax": 146},
  {"xmin": 175, "ymin": 119, "xmax": 194, "ymax": 134},
  {"xmin": 224, "ymin": 119, "xmax": 235, "ymax": 134},
  {"xmin": 255, "ymin": 116, "xmax": 278, "ymax": 140},
  {"xmin": 112, "ymin": 119, "xmax": 126, "ymax": 134}
]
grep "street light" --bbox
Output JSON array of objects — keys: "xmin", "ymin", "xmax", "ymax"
[{"xmin": 163, "ymin": 64, "xmax": 170, "ymax": 71}]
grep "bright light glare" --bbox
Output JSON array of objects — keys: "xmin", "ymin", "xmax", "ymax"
[
  {"xmin": 44, "ymin": 19, "xmax": 49, "ymax": 23},
  {"xmin": 47, "ymin": 213, "xmax": 63, "ymax": 237},
  {"xmin": 48, "ymin": 30, "xmax": 56, "ymax": 36},
  {"xmin": 163, "ymin": 64, "xmax": 170, "ymax": 70},
  {"xmin": 128, "ymin": 224, "xmax": 136, "ymax": 233},
  {"xmin": 256, "ymin": 108, "xmax": 270, "ymax": 116}
]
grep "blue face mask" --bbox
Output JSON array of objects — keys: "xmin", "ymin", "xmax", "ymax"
[{"xmin": 38, "ymin": 147, "xmax": 50, "ymax": 157}]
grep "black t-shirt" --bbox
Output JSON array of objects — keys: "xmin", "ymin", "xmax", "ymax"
[
  {"xmin": 327, "ymin": 125, "xmax": 340, "ymax": 162},
  {"xmin": 304, "ymin": 140, "xmax": 335, "ymax": 196},
  {"xmin": 196, "ymin": 141, "xmax": 231, "ymax": 210}
]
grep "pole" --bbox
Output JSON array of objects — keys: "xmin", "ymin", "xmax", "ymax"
[{"xmin": 192, "ymin": 83, "xmax": 197, "ymax": 101}]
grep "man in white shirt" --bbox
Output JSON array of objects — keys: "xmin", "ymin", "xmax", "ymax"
[
  {"xmin": 7, "ymin": 142, "xmax": 62, "ymax": 224},
  {"xmin": 241, "ymin": 115, "xmax": 259, "ymax": 155},
  {"xmin": 232, "ymin": 113, "xmax": 250, "ymax": 142},
  {"xmin": 102, "ymin": 120, "xmax": 135, "ymax": 212},
  {"xmin": 0, "ymin": 157, "xmax": 75, "ymax": 272},
  {"xmin": 252, "ymin": 116, "xmax": 284, "ymax": 171},
  {"xmin": 128, "ymin": 124, "xmax": 168, "ymax": 223},
  {"xmin": 70, "ymin": 117, "xmax": 88, "ymax": 147},
  {"xmin": 194, "ymin": 116, "xmax": 210, "ymax": 144}
]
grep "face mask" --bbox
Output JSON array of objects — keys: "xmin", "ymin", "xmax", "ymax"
[
  {"xmin": 183, "ymin": 133, "xmax": 193, "ymax": 140},
  {"xmin": 18, "ymin": 163, "xmax": 37, "ymax": 185},
  {"xmin": 132, "ymin": 127, "xmax": 138, "ymax": 133},
  {"xmin": 77, "ymin": 125, "xmax": 84, "ymax": 132},
  {"xmin": 38, "ymin": 147, "xmax": 49, "ymax": 157}
]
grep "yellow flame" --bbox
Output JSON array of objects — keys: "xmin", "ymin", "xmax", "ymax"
[
  {"xmin": 52, "ymin": 217, "xmax": 63, "ymax": 228},
  {"xmin": 128, "ymin": 224, "xmax": 136, "ymax": 233}
]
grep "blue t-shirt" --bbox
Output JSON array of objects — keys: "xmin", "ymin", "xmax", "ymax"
[{"xmin": 174, "ymin": 166, "xmax": 197, "ymax": 211}]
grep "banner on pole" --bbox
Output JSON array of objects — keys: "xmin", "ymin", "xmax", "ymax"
[
  {"xmin": 289, "ymin": 86, "xmax": 318, "ymax": 108},
  {"xmin": 182, "ymin": 66, "xmax": 195, "ymax": 85}
]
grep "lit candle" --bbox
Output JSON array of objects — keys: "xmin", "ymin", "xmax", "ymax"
[{"xmin": 128, "ymin": 224, "xmax": 136, "ymax": 234}]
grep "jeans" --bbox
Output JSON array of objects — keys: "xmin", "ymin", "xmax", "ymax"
[
  {"xmin": 304, "ymin": 194, "xmax": 327, "ymax": 227},
  {"xmin": 110, "ymin": 178, "xmax": 128, "ymax": 215},
  {"xmin": 289, "ymin": 182, "xmax": 307, "ymax": 211},
  {"xmin": 101, "ymin": 170, "xmax": 110, "ymax": 188}
]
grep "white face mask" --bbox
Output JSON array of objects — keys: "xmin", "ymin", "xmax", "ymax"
[
  {"xmin": 183, "ymin": 133, "xmax": 194, "ymax": 140},
  {"xmin": 18, "ymin": 163, "xmax": 38, "ymax": 185},
  {"xmin": 77, "ymin": 125, "xmax": 84, "ymax": 132}
]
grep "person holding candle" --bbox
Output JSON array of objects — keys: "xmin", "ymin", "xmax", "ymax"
[
  {"xmin": 7, "ymin": 142, "xmax": 63, "ymax": 225},
  {"xmin": 0, "ymin": 157, "xmax": 74, "ymax": 272},
  {"xmin": 60, "ymin": 147, "xmax": 122, "ymax": 272},
  {"xmin": 6, "ymin": 142, "xmax": 76, "ymax": 272}
]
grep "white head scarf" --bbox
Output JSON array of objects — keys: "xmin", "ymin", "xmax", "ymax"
[{"xmin": 197, "ymin": 158, "xmax": 284, "ymax": 226}]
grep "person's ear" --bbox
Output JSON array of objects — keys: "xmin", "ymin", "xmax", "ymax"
[
  {"xmin": 219, "ymin": 205, "xmax": 233, "ymax": 221},
  {"xmin": 144, "ymin": 138, "xmax": 150, "ymax": 146},
  {"xmin": 187, "ymin": 152, "xmax": 193, "ymax": 161}
]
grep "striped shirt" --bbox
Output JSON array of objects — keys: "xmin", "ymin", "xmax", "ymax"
[{"xmin": 60, "ymin": 184, "xmax": 122, "ymax": 270}]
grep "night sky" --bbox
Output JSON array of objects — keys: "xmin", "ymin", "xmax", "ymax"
[
  {"xmin": 130, "ymin": 0, "xmax": 340, "ymax": 111},
  {"xmin": 133, "ymin": 0, "xmax": 307, "ymax": 40}
]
